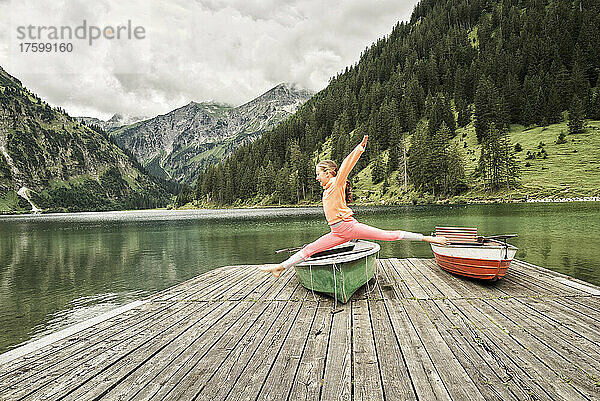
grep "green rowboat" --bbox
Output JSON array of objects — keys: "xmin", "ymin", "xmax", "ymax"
[{"xmin": 295, "ymin": 240, "xmax": 380, "ymax": 303}]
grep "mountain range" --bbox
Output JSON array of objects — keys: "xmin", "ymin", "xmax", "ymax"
[
  {"xmin": 102, "ymin": 83, "xmax": 313, "ymax": 184},
  {"xmin": 75, "ymin": 114, "xmax": 148, "ymax": 131},
  {"xmin": 0, "ymin": 66, "xmax": 170, "ymax": 213}
]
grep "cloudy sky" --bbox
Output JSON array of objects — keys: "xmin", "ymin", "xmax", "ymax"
[{"xmin": 0, "ymin": 0, "xmax": 418, "ymax": 119}]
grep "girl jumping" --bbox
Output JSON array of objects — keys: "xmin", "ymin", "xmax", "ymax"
[{"xmin": 260, "ymin": 135, "xmax": 448, "ymax": 278}]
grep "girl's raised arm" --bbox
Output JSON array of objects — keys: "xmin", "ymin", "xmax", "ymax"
[{"xmin": 336, "ymin": 135, "xmax": 368, "ymax": 184}]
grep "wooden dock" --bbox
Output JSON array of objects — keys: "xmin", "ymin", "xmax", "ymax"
[{"xmin": 0, "ymin": 258, "xmax": 599, "ymax": 401}]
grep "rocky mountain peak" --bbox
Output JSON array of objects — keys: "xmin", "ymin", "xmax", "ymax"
[{"xmin": 111, "ymin": 83, "xmax": 314, "ymax": 184}]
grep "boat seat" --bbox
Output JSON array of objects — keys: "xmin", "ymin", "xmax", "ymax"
[{"xmin": 435, "ymin": 226, "xmax": 478, "ymax": 244}]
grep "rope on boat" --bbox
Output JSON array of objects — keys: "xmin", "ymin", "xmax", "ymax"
[
  {"xmin": 333, "ymin": 263, "xmax": 338, "ymax": 310},
  {"xmin": 364, "ymin": 254, "xmax": 370, "ymax": 295},
  {"xmin": 340, "ymin": 263, "xmax": 347, "ymax": 303},
  {"xmin": 363, "ymin": 250, "xmax": 381, "ymax": 298},
  {"xmin": 308, "ymin": 264, "xmax": 317, "ymax": 302},
  {"xmin": 331, "ymin": 262, "xmax": 347, "ymax": 308}
]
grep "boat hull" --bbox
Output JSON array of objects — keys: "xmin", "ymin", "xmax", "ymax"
[
  {"xmin": 295, "ymin": 240, "xmax": 380, "ymax": 303},
  {"xmin": 431, "ymin": 242, "xmax": 518, "ymax": 280}
]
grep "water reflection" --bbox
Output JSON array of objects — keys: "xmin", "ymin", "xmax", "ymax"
[{"xmin": 1, "ymin": 203, "xmax": 599, "ymax": 353}]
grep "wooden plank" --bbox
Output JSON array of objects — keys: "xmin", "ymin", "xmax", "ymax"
[
  {"xmin": 411, "ymin": 258, "xmax": 482, "ymax": 299},
  {"xmin": 495, "ymin": 275, "xmax": 552, "ymax": 298},
  {"xmin": 378, "ymin": 259, "xmax": 413, "ymax": 299},
  {"xmin": 402, "ymin": 298, "xmax": 486, "ymax": 401},
  {"xmin": 497, "ymin": 297, "xmax": 600, "ymax": 379},
  {"xmin": 173, "ymin": 300, "xmax": 304, "ymax": 400},
  {"xmin": 319, "ymin": 299, "xmax": 352, "ymax": 401},
  {"xmin": 434, "ymin": 299, "xmax": 542, "ymax": 400},
  {"xmin": 151, "ymin": 265, "xmax": 250, "ymax": 302},
  {"xmin": 352, "ymin": 298, "xmax": 384, "ymax": 401},
  {"xmin": 222, "ymin": 297, "xmax": 308, "ymax": 400},
  {"xmin": 368, "ymin": 297, "xmax": 417, "ymax": 400},
  {"xmin": 516, "ymin": 297, "xmax": 600, "ymax": 352},
  {"xmin": 410, "ymin": 259, "xmax": 495, "ymax": 299},
  {"xmin": 63, "ymin": 266, "xmax": 302, "ymax": 400},
  {"xmin": 63, "ymin": 300, "xmax": 257, "ymax": 401},
  {"xmin": 552, "ymin": 296, "xmax": 600, "ymax": 324},
  {"xmin": 567, "ymin": 295, "xmax": 600, "ymax": 310},
  {"xmin": 513, "ymin": 260, "xmax": 600, "ymax": 295},
  {"xmin": 2, "ymin": 258, "xmax": 598, "ymax": 401},
  {"xmin": 0, "ymin": 265, "xmax": 260, "ymax": 394},
  {"xmin": 505, "ymin": 269, "xmax": 587, "ymax": 297},
  {"xmin": 554, "ymin": 278, "xmax": 600, "ymax": 296},
  {"xmin": 106, "ymin": 272, "xmax": 300, "ymax": 401},
  {"xmin": 0, "ymin": 301, "xmax": 187, "ymax": 397},
  {"xmin": 255, "ymin": 301, "xmax": 320, "ymax": 401},
  {"xmin": 404, "ymin": 258, "xmax": 449, "ymax": 298},
  {"xmin": 0, "ymin": 301, "xmax": 165, "ymax": 379},
  {"xmin": 465, "ymin": 298, "xmax": 590, "ymax": 400},
  {"xmin": 508, "ymin": 261, "xmax": 595, "ymax": 296},
  {"xmin": 287, "ymin": 303, "xmax": 332, "ymax": 401},
  {"xmin": 448, "ymin": 298, "xmax": 554, "ymax": 400},
  {"xmin": 376, "ymin": 263, "xmax": 451, "ymax": 400},
  {"xmin": 479, "ymin": 298, "xmax": 598, "ymax": 400},
  {"xmin": 385, "ymin": 299, "xmax": 452, "ymax": 400},
  {"xmin": 95, "ymin": 300, "xmax": 259, "ymax": 401},
  {"xmin": 7, "ymin": 301, "xmax": 194, "ymax": 401},
  {"xmin": 387, "ymin": 258, "xmax": 430, "ymax": 299},
  {"xmin": 407, "ymin": 259, "xmax": 462, "ymax": 299},
  {"xmin": 422, "ymin": 298, "xmax": 531, "ymax": 400},
  {"xmin": 1, "ymin": 266, "xmax": 278, "ymax": 400},
  {"xmin": 0, "ymin": 264, "xmax": 256, "ymax": 382},
  {"xmin": 130, "ymin": 300, "xmax": 287, "ymax": 401},
  {"xmin": 198, "ymin": 294, "xmax": 308, "ymax": 400}
]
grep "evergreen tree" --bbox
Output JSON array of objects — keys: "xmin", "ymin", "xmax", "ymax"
[
  {"xmin": 570, "ymin": 61, "xmax": 591, "ymax": 113},
  {"xmin": 455, "ymin": 98, "xmax": 471, "ymax": 127},
  {"xmin": 409, "ymin": 122, "xmax": 466, "ymax": 197},
  {"xmin": 427, "ymin": 94, "xmax": 455, "ymax": 137},
  {"xmin": 387, "ymin": 116, "xmax": 402, "ymax": 173},
  {"xmin": 589, "ymin": 90, "xmax": 600, "ymax": 120},
  {"xmin": 503, "ymin": 72, "xmax": 521, "ymax": 123},
  {"xmin": 257, "ymin": 166, "xmax": 270, "ymax": 196},
  {"xmin": 474, "ymin": 77, "xmax": 502, "ymax": 142},
  {"xmin": 478, "ymin": 123, "xmax": 520, "ymax": 190},
  {"xmin": 371, "ymin": 142, "xmax": 385, "ymax": 184},
  {"xmin": 568, "ymin": 95, "xmax": 585, "ymax": 135},
  {"xmin": 191, "ymin": 0, "xmax": 600, "ymax": 206}
]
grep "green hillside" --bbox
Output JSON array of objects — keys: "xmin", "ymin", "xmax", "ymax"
[
  {"xmin": 0, "ymin": 66, "xmax": 172, "ymax": 213},
  {"xmin": 351, "ymin": 120, "xmax": 600, "ymax": 205},
  {"xmin": 184, "ymin": 0, "xmax": 600, "ymax": 207}
]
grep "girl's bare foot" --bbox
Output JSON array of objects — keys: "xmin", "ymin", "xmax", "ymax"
[
  {"xmin": 423, "ymin": 235, "xmax": 449, "ymax": 245},
  {"xmin": 259, "ymin": 264, "xmax": 285, "ymax": 278}
]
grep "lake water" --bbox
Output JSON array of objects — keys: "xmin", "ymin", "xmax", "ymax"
[{"xmin": 1, "ymin": 202, "xmax": 599, "ymax": 354}]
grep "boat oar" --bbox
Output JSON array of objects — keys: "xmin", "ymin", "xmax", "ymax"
[
  {"xmin": 275, "ymin": 246, "xmax": 304, "ymax": 254},
  {"xmin": 478, "ymin": 234, "xmax": 517, "ymax": 242}
]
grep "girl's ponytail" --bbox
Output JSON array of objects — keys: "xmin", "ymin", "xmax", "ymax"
[{"xmin": 345, "ymin": 180, "xmax": 353, "ymax": 204}]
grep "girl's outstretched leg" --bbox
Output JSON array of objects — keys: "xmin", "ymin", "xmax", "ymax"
[
  {"xmin": 260, "ymin": 231, "xmax": 347, "ymax": 278},
  {"xmin": 340, "ymin": 219, "xmax": 448, "ymax": 244},
  {"xmin": 344, "ymin": 220, "xmax": 422, "ymax": 241}
]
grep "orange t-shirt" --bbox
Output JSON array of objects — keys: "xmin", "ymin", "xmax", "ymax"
[{"xmin": 322, "ymin": 142, "xmax": 365, "ymax": 225}]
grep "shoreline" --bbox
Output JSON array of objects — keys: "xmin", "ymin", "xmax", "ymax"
[{"xmin": 1, "ymin": 196, "xmax": 600, "ymax": 216}]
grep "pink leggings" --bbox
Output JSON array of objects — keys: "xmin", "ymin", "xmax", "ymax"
[{"xmin": 281, "ymin": 217, "xmax": 423, "ymax": 268}]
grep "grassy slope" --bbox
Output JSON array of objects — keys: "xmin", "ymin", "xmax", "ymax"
[
  {"xmin": 185, "ymin": 118, "xmax": 600, "ymax": 209},
  {"xmin": 351, "ymin": 119, "xmax": 600, "ymax": 204}
]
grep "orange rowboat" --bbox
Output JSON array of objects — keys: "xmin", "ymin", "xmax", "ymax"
[{"xmin": 430, "ymin": 227, "xmax": 518, "ymax": 281}]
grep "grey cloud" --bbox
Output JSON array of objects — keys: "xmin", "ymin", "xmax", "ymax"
[{"xmin": 0, "ymin": 0, "xmax": 418, "ymax": 119}]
